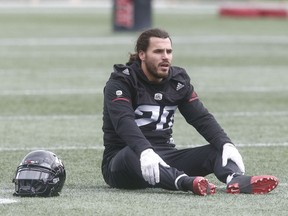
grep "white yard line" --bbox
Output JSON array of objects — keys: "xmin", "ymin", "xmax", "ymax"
[
  {"xmin": 2, "ymin": 49, "xmax": 288, "ymax": 58},
  {"xmin": 214, "ymin": 111, "xmax": 288, "ymax": 117},
  {"xmin": 0, "ymin": 88, "xmax": 103, "ymax": 95},
  {"xmin": 0, "ymin": 36, "xmax": 288, "ymax": 46},
  {"xmin": 1, "ymin": 85, "xmax": 288, "ymax": 96},
  {"xmin": 0, "ymin": 198, "xmax": 18, "ymax": 204},
  {"xmin": 203, "ymin": 86, "xmax": 288, "ymax": 93},
  {"xmin": 0, "ymin": 145, "xmax": 104, "ymax": 151},
  {"xmin": 0, "ymin": 110, "xmax": 287, "ymax": 122},
  {"xmin": 0, "ymin": 114, "xmax": 101, "ymax": 121},
  {"xmin": 236, "ymin": 142, "xmax": 288, "ymax": 147},
  {"xmin": 0, "ymin": 142, "xmax": 287, "ymax": 152}
]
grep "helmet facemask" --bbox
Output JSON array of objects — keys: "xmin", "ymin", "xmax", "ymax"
[{"xmin": 13, "ymin": 166, "xmax": 60, "ymax": 197}]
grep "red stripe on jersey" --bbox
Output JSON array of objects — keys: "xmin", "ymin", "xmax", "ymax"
[
  {"xmin": 188, "ymin": 91, "xmax": 199, "ymax": 102},
  {"xmin": 112, "ymin": 97, "xmax": 130, "ymax": 103}
]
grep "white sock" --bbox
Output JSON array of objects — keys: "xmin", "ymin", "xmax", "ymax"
[
  {"xmin": 174, "ymin": 174, "xmax": 188, "ymax": 190},
  {"xmin": 226, "ymin": 173, "xmax": 236, "ymax": 184}
]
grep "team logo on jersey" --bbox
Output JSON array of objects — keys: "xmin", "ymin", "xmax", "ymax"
[
  {"xmin": 154, "ymin": 93, "xmax": 163, "ymax": 101},
  {"xmin": 113, "ymin": 90, "xmax": 130, "ymax": 102},
  {"xmin": 122, "ymin": 68, "xmax": 130, "ymax": 75},
  {"xmin": 176, "ymin": 82, "xmax": 185, "ymax": 91},
  {"xmin": 116, "ymin": 90, "xmax": 123, "ymax": 97}
]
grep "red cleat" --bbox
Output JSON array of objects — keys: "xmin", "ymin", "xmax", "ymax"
[
  {"xmin": 193, "ymin": 177, "xmax": 216, "ymax": 196},
  {"xmin": 227, "ymin": 175, "xmax": 279, "ymax": 194}
]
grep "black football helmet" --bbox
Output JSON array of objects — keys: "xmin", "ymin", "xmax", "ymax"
[{"xmin": 12, "ymin": 150, "xmax": 66, "ymax": 197}]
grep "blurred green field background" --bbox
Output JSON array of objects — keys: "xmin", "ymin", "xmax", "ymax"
[{"xmin": 0, "ymin": 5, "xmax": 288, "ymax": 216}]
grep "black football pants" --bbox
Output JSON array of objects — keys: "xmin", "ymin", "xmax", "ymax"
[{"xmin": 102, "ymin": 144, "xmax": 242, "ymax": 190}]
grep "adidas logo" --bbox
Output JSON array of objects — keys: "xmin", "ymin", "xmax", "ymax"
[
  {"xmin": 176, "ymin": 82, "xmax": 184, "ymax": 91},
  {"xmin": 122, "ymin": 68, "xmax": 130, "ymax": 75}
]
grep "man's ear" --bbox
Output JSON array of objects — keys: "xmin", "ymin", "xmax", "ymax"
[{"xmin": 139, "ymin": 51, "xmax": 145, "ymax": 61}]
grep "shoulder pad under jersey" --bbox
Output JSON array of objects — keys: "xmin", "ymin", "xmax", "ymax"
[{"xmin": 170, "ymin": 66, "xmax": 191, "ymax": 84}]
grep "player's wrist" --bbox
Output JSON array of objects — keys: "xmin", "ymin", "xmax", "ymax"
[
  {"xmin": 140, "ymin": 148, "xmax": 154, "ymax": 157},
  {"xmin": 223, "ymin": 143, "xmax": 235, "ymax": 148}
]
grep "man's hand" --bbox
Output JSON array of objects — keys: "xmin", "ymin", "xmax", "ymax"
[
  {"xmin": 222, "ymin": 143, "xmax": 245, "ymax": 174},
  {"xmin": 140, "ymin": 149, "xmax": 170, "ymax": 185}
]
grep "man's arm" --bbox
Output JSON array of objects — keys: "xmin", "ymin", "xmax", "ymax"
[
  {"xmin": 178, "ymin": 91, "xmax": 232, "ymax": 151},
  {"xmin": 179, "ymin": 90, "xmax": 245, "ymax": 173},
  {"xmin": 104, "ymin": 78, "xmax": 152, "ymax": 156}
]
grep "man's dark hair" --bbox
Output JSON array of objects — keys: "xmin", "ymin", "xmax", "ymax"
[{"xmin": 127, "ymin": 28, "xmax": 171, "ymax": 64}]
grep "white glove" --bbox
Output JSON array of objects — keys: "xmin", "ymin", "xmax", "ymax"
[
  {"xmin": 222, "ymin": 143, "xmax": 245, "ymax": 174},
  {"xmin": 140, "ymin": 148, "xmax": 170, "ymax": 185}
]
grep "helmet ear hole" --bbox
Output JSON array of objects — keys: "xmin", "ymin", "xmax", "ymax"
[{"xmin": 13, "ymin": 150, "xmax": 66, "ymax": 197}]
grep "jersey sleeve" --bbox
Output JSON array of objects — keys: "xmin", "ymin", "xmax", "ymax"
[
  {"xmin": 178, "ymin": 90, "xmax": 232, "ymax": 150},
  {"xmin": 104, "ymin": 77, "xmax": 153, "ymax": 156}
]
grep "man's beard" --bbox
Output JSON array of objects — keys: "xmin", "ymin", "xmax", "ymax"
[{"xmin": 145, "ymin": 61, "xmax": 169, "ymax": 80}]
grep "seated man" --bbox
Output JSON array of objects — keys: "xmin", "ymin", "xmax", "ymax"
[{"xmin": 101, "ymin": 28, "xmax": 278, "ymax": 195}]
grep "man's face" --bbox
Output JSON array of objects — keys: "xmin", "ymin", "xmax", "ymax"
[{"xmin": 139, "ymin": 37, "xmax": 173, "ymax": 83}]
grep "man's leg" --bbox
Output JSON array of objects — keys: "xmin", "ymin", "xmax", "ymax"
[
  {"xmin": 103, "ymin": 146, "xmax": 147, "ymax": 189},
  {"xmin": 158, "ymin": 144, "xmax": 279, "ymax": 194},
  {"xmin": 103, "ymin": 146, "xmax": 215, "ymax": 195},
  {"xmin": 157, "ymin": 145, "xmax": 231, "ymax": 181}
]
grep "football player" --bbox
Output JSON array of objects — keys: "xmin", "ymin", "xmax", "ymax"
[{"xmin": 101, "ymin": 28, "xmax": 278, "ymax": 195}]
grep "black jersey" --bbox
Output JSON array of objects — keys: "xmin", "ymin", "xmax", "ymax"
[{"xmin": 102, "ymin": 61, "xmax": 231, "ymax": 162}]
